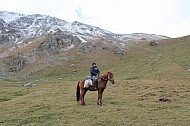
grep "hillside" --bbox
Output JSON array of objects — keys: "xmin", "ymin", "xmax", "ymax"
[
  {"xmin": 3, "ymin": 34, "xmax": 189, "ymax": 81},
  {"xmin": 42, "ymin": 34, "xmax": 190, "ymax": 81},
  {"xmin": 0, "ymin": 32, "xmax": 189, "ymax": 80}
]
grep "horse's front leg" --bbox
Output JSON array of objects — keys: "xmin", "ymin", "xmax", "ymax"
[
  {"xmin": 97, "ymin": 90, "xmax": 101, "ymax": 105},
  {"xmin": 97, "ymin": 88, "xmax": 105, "ymax": 106}
]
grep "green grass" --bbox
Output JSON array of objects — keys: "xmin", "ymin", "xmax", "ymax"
[
  {"xmin": 1, "ymin": 78, "xmax": 190, "ymax": 126},
  {"xmin": 1, "ymin": 36, "xmax": 190, "ymax": 125}
]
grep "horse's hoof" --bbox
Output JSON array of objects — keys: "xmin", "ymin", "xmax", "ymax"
[
  {"xmin": 80, "ymin": 103, "xmax": 86, "ymax": 106},
  {"xmin": 99, "ymin": 102, "xmax": 102, "ymax": 106},
  {"xmin": 97, "ymin": 103, "xmax": 102, "ymax": 106}
]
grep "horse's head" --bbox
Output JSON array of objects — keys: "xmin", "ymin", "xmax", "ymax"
[{"xmin": 107, "ymin": 71, "xmax": 115, "ymax": 84}]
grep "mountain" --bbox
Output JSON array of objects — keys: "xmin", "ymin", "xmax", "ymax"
[
  {"xmin": 0, "ymin": 11, "xmax": 168, "ymax": 44},
  {"xmin": 0, "ymin": 11, "xmax": 170, "ymax": 79}
]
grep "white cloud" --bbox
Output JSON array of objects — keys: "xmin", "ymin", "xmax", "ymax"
[{"xmin": 71, "ymin": 0, "xmax": 190, "ymax": 37}]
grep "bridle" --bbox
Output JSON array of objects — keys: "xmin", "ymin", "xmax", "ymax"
[{"xmin": 99, "ymin": 74, "xmax": 114, "ymax": 84}]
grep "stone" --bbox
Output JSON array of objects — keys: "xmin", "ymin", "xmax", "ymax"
[
  {"xmin": 23, "ymin": 82, "xmax": 33, "ymax": 87},
  {"xmin": 114, "ymin": 47, "xmax": 126, "ymax": 55},
  {"xmin": 150, "ymin": 41, "xmax": 159, "ymax": 46}
]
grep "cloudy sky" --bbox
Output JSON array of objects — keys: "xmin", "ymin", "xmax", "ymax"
[{"xmin": 0, "ymin": 0, "xmax": 189, "ymax": 38}]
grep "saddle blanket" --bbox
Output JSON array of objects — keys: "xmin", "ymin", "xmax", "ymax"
[{"xmin": 84, "ymin": 79, "xmax": 93, "ymax": 88}]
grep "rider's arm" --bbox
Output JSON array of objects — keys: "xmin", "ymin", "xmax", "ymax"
[
  {"xmin": 97, "ymin": 69, "xmax": 100, "ymax": 76},
  {"xmin": 90, "ymin": 67, "xmax": 96, "ymax": 74}
]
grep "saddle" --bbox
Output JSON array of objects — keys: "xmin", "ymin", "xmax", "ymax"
[
  {"xmin": 84, "ymin": 76, "xmax": 93, "ymax": 88},
  {"xmin": 84, "ymin": 76, "xmax": 98, "ymax": 90}
]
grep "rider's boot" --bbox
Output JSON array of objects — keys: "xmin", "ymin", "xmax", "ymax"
[{"xmin": 93, "ymin": 81, "xmax": 97, "ymax": 90}]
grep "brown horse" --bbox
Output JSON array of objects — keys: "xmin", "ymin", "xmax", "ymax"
[{"xmin": 76, "ymin": 71, "xmax": 115, "ymax": 106}]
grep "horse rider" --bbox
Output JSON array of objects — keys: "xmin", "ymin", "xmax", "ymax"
[{"xmin": 90, "ymin": 62, "xmax": 100, "ymax": 90}]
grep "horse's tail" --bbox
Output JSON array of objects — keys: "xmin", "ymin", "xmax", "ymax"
[{"xmin": 76, "ymin": 81, "xmax": 80, "ymax": 101}]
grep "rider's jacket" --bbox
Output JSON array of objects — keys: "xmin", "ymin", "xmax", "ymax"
[{"xmin": 90, "ymin": 66, "xmax": 100, "ymax": 77}]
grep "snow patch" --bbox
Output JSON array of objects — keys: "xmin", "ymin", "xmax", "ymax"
[{"xmin": 0, "ymin": 11, "xmax": 26, "ymax": 23}]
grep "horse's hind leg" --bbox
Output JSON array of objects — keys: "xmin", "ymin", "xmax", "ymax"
[
  {"xmin": 97, "ymin": 89, "xmax": 101, "ymax": 105},
  {"xmin": 80, "ymin": 88, "xmax": 88, "ymax": 105},
  {"xmin": 80, "ymin": 89, "xmax": 85, "ymax": 105}
]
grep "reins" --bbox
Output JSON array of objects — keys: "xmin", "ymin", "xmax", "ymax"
[{"xmin": 99, "ymin": 74, "xmax": 114, "ymax": 82}]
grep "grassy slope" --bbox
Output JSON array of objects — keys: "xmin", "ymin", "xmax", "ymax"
[{"xmin": 0, "ymin": 36, "xmax": 190, "ymax": 126}]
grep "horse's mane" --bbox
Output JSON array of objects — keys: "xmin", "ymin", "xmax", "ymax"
[{"xmin": 100, "ymin": 73, "xmax": 108, "ymax": 78}]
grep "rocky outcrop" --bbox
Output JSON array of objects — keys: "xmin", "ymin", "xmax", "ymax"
[
  {"xmin": 79, "ymin": 42, "xmax": 95, "ymax": 53},
  {"xmin": 16, "ymin": 82, "xmax": 36, "ymax": 87},
  {"xmin": 0, "ymin": 18, "xmax": 23, "ymax": 43},
  {"xmin": 79, "ymin": 41, "xmax": 112, "ymax": 53},
  {"xmin": 114, "ymin": 47, "xmax": 126, "ymax": 55},
  {"xmin": 8, "ymin": 53, "xmax": 28, "ymax": 72},
  {"xmin": 39, "ymin": 32, "xmax": 81, "ymax": 53},
  {"xmin": 0, "ymin": 30, "xmax": 22, "ymax": 43},
  {"xmin": 0, "ymin": 18, "xmax": 5, "ymax": 30},
  {"xmin": 150, "ymin": 41, "xmax": 159, "ymax": 46}
]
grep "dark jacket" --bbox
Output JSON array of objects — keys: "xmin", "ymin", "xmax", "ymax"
[{"xmin": 90, "ymin": 66, "xmax": 100, "ymax": 77}]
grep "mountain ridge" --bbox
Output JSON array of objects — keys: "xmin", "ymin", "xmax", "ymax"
[{"xmin": 0, "ymin": 11, "xmax": 169, "ymax": 45}]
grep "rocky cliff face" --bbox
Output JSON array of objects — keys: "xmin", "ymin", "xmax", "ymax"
[{"xmin": 39, "ymin": 32, "xmax": 81, "ymax": 53}]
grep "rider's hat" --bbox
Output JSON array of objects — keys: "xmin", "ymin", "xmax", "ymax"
[{"xmin": 92, "ymin": 62, "xmax": 96, "ymax": 65}]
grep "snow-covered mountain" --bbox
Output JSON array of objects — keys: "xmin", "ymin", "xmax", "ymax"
[
  {"xmin": 0, "ymin": 11, "xmax": 171, "ymax": 78},
  {"xmin": 0, "ymin": 11, "xmax": 168, "ymax": 45},
  {"xmin": 0, "ymin": 11, "xmax": 26, "ymax": 22}
]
